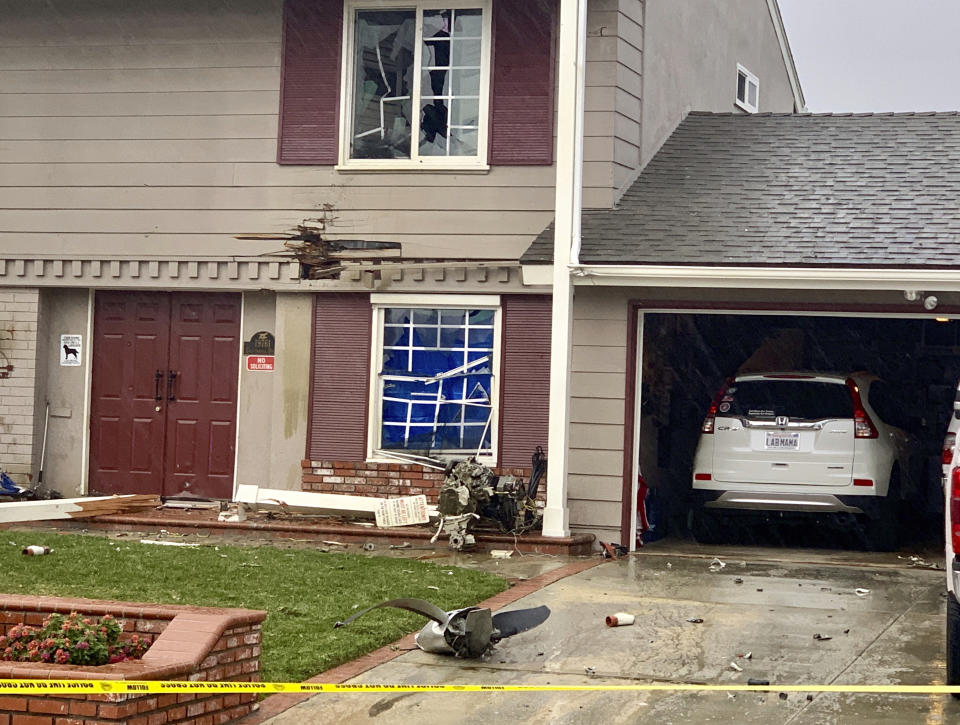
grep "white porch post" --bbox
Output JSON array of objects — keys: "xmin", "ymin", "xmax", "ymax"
[{"xmin": 542, "ymin": 0, "xmax": 587, "ymax": 538}]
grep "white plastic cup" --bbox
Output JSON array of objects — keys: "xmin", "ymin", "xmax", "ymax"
[
  {"xmin": 605, "ymin": 612, "xmax": 635, "ymax": 627},
  {"xmin": 21, "ymin": 545, "xmax": 52, "ymax": 556}
]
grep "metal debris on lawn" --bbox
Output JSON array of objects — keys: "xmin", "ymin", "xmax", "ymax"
[
  {"xmin": 708, "ymin": 557, "xmax": 726, "ymax": 572},
  {"xmin": 427, "ymin": 585, "xmax": 440, "ymax": 591},
  {"xmin": 140, "ymin": 539, "xmax": 199, "ymax": 548},
  {"xmin": 322, "ymin": 541, "xmax": 347, "ymax": 547},
  {"xmin": 363, "ymin": 542, "xmax": 376, "ymax": 551}
]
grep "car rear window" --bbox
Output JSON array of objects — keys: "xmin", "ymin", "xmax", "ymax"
[{"xmin": 720, "ymin": 380, "xmax": 854, "ymax": 420}]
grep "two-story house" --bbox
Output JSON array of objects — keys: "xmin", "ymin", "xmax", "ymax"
[{"xmin": 0, "ymin": 0, "xmax": 801, "ymax": 543}]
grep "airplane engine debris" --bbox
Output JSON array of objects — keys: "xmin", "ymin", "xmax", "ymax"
[
  {"xmin": 431, "ymin": 450, "xmax": 545, "ymax": 550},
  {"xmin": 335, "ymin": 597, "xmax": 550, "ymax": 658}
]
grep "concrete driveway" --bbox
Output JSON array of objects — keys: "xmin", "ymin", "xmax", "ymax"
[{"xmin": 261, "ymin": 546, "xmax": 957, "ymax": 724}]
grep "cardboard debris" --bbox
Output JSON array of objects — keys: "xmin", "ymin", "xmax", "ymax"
[
  {"xmin": 374, "ymin": 495, "xmax": 430, "ymax": 528},
  {"xmin": 0, "ymin": 494, "xmax": 160, "ymax": 524}
]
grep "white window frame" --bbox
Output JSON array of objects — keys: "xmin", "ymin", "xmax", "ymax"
[
  {"xmin": 735, "ymin": 63, "xmax": 760, "ymax": 113},
  {"xmin": 366, "ymin": 293, "xmax": 501, "ymax": 465},
  {"xmin": 338, "ymin": 0, "xmax": 493, "ymax": 172}
]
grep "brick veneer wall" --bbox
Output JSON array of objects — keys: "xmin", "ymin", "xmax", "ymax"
[
  {"xmin": 0, "ymin": 595, "xmax": 266, "ymax": 725},
  {"xmin": 0, "ymin": 288, "xmax": 40, "ymax": 486},
  {"xmin": 301, "ymin": 459, "xmax": 533, "ymax": 504}
]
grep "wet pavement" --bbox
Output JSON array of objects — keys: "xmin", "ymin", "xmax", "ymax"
[{"xmin": 261, "ymin": 544, "xmax": 957, "ymax": 725}]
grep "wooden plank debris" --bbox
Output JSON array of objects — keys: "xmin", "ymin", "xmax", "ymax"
[
  {"xmin": 234, "ymin": 485, "xmax": 437, "ymax": 524},
  {"xmin": 0, "ymin": 494, "xmax": 161, "ymax": 524}
]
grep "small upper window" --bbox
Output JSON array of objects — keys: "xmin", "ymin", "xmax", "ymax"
[
  {"xmin": 342, "ymin": 1, "xmax": 491, "ymax": 168},
  {"xmin": 735, "ymin": 64, "xmax": 759, "ymax": 113}
]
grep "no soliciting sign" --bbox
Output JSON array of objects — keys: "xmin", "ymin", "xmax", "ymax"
[{"xmin": 246, "ymin": 355, "xmax": 275, "ymax": 371}]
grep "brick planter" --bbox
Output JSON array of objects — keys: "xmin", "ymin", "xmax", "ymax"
[
  {"xmin": 0, "ymin": 595, "xmax": 266, "ymax": 724},
  {"xmin": 301, "ymin": 459, "xmax": 534, "ymax": 503}
]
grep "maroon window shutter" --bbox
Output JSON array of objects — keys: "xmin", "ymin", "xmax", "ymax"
[
  {"xmin": 307, "ymin": 294, "xmax": 371, "ymax": 460},
  {"xmin": 498, "ymin": 295, "xmax": 552, "ymax": 467},
  {"xmin": 488, "ymin": 0, "xmax": 557, "ymax": 166},
  {"xmin": 278, "ymin": 0, "xmax": 342, "ymax": 164}
]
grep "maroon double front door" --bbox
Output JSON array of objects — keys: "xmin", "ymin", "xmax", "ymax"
[{"xmin": 90, "ymin": 292, "xmax": 241, "ymax": 499}]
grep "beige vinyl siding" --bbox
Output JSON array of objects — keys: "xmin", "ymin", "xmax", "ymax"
[
  {"xmin": 568, "ymin": 287, "xmax": 633, "ymax": 540},
  {"xmin": 0, "ymin": 0, "xmax": 631, "ymax": 263},
  {"xmin": 582, "ymin": 0, "xmax": 644, "ymax": 207}
]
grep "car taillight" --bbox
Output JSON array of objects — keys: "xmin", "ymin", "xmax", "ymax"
[
  {"xmin": 944, "ymin": 433, "xmax": 957, "ymax": 465},
  {"xmin": 951, "ymin": 467, "xmax": 960, "ymax": 554},
  {"xmin": 701, "ymin": 377, "xmax": 734, "ymax": 434},
  {"xmin": 845, "ymin": 378, "xmax": 878, "ymax": 439}
]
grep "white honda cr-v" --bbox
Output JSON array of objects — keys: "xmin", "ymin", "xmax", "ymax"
[{"xmin": 690, "ymin": 371, "xmax": 917, "ymax": 550}]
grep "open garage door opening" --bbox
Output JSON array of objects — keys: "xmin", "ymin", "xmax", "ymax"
[{"xmin": 636, "ymin": 311, "xmax": 952, "ymax": 552}]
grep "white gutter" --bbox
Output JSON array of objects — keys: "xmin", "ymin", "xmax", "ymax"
[
  {"xmin": 543, "ymin": 0, "xmax": 587, "ymax": 539},
  {"xmin": 569, "ymin": 264, "xmax": 960, "ymax": 291}
]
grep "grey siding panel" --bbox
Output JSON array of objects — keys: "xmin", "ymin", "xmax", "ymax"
[
  {"xmin": 307, "ymin": 294, "xmax": 371, "ymax": 461},
  {"xmin": 499, "ymin": 295, "xmax": 551, "ymax": 468},
  {"xmin": 0, "ymin": 0, "xmax": 624, "ymax": 258}
]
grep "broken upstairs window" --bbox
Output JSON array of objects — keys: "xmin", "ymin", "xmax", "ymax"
[
  {"xmin": 378, "ymin": 306, "xmax": 496, "ymax": 457},
  {"xmin": 349, "ymin": 4, "xmax": 486, "ymax": 161}
]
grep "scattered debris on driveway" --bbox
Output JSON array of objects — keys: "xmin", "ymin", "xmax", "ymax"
[
  {"xmin": 813, "ymin": 633, "xmax": 832, "ymax": 641},
  {"xmin": 855, "ymin": 588, "xmax": 871, "ymax": 596},
  {"xmin": 490, "ymin": 549, "xmax": 513, "ymax": 559},
  {"xmin": 708, "ymin": 557, "xmax": 726, "ymax": 572},
  {"xmin": 687, "ymin": 617, "xmax": 704, "ymax": 624},
  {"xmin": 730, "ymin": 661, "xmax": 743, "ymax": 672},
  {"xmin": 335, "ymin": 597, "xmax": 550, "ymax": 658}
]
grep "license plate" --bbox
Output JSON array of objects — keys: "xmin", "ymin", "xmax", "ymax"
[{"xmin": 765, "ymin": 432, "xmax": 799, "ymax": 450}]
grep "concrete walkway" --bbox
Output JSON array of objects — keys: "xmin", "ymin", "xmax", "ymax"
[{"xmin": 257, "ymin": 547, "xmax": 958, "ymax": 725}]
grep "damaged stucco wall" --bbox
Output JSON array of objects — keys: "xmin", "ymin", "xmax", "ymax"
[
  {"xmin": 235, "ymin": 291, "xmax": 311, "ymax": 492},
  {"xmin": 0, "ymin": 289, "xmax": 42, "ymax": 486}
]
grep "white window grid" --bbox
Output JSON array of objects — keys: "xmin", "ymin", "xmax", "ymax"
[
  {"xmin": 367, "ymin": 297, "xmax": 501, "ymax": 463},
  {"xmin": 736, "ymin": 63, "xmax": 760, "ymax": 113},
  {"xmin": 420, "ymin": 8, "xmax": 482, "ymax": 156},
  {"xmin": 381, "ymin": 309, "xmax": 495, "ymax": 451},
  {"xmin": 339, "ymin": 0, "xmax": 492, "ymax": 169}
]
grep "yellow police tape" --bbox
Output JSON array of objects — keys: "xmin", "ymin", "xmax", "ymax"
[{"xmin": 0, "ymin": 680, "xmax": 959, "ymax": 695}]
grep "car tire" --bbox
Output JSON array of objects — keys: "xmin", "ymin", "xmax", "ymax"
[
  {"xmin": 862, "ymin": 468, "xmax": 901, "ymax": 552},
  {"xmin": 948, "ymin": 594, "xmax": 960, "ymax": 697},
  {"xmin": 689, "ymin": 507, "xmax": 721, "ymax": 545}
]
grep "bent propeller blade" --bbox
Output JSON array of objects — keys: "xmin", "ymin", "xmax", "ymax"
[
  {"xmin": 335, "ymin": 597, "xmax": 451, "ymax": 629},
  {"xmin": 491, "ymin": 605, "xmax": 551, "ymax": 638}
]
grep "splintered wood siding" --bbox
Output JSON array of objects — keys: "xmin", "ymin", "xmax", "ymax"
[
  {"xmin": 488, "ymin": 0, "xmax": 557, "ymax": 166},
  {"xmin": 307, "ymin": 294, "xmax": 371, "ymax": 460},
  {"xmin": 278, "ymin": 0, "xmax": 342, "ymax": 164},
  {"xmin": 499, "ymin": 295, "xmax": 551, "ymax": 467}
]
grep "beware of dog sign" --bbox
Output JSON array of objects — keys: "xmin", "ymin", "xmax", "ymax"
[{"xmin": 60, "ymin": 334, "xmax": 82, "ymax": 367}]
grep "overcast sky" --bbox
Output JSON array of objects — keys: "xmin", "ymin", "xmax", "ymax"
[{"xmin": 778, "ymin": 0, "xmax": 960, "ymax": 112}]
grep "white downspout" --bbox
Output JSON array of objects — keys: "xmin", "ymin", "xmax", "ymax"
[{"xmin": 542, "ymin": 0, "xmax": 587, "ymax": 538}]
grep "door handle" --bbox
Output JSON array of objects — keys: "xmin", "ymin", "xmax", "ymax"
[
  {"xmin": 154, "ymin": 370, "xmax": 163, "ymax": 402},
  {"xmin": 167, "ymin": 370, "xmax": 178, "ymax": 401}
]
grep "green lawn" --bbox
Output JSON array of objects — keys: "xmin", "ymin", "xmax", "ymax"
[{"xmin": 1, "ymin": 531, "xmax": 509, "ymax": 682}]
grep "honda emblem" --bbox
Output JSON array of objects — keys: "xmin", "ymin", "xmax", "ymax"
[{"xmin": 776, "ymin": 416, "xmax": 789, "ymax": 426}]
